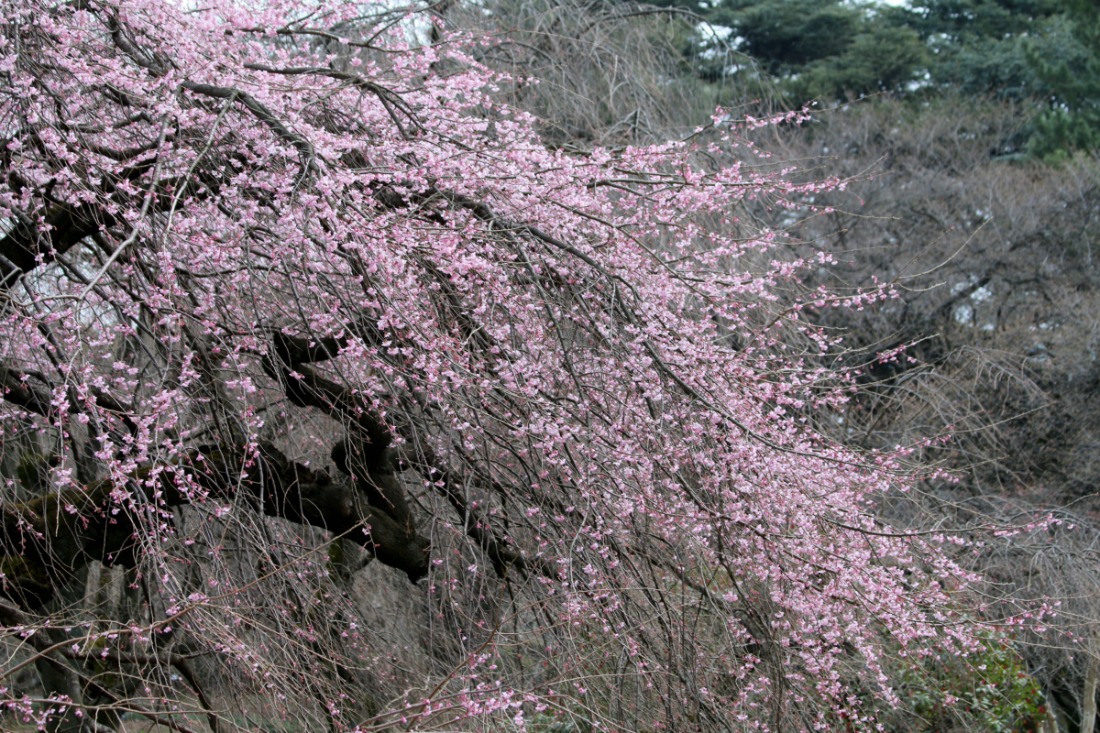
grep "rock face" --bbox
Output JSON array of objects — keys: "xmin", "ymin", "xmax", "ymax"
[{"xmin": 349, "ymin": 561, "xmax": 439, "ymax": 702}]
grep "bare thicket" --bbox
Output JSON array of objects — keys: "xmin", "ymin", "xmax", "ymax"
[{"xmin": 446, "ymin": 0, "xmax": 740, "ymax": 145}]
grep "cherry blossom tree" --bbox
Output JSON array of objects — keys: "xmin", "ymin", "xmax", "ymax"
[{"xmin": 0, "ymin": 1, "xmax": 985, "ymax": 731}]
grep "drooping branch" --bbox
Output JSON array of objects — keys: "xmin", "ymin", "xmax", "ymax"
[
  {"xmin": 401, "ymin": 447, "xmax": 551, "ymax": 580},
  {"xmin": 0, "ymin": 365, "xmax": 55, "ymax": 417},
  {"xmin": 0, "ymin": 202, "xmax": 118, "ymax": 289},
  {"xmin": 0, "ymin": 355, "xmax": 422, "ymax": 604},
  {"xmin": 242, "ymin": 63, "xmax": 421, "ymax": 136},
  {"xmin": 0, "ymin": 441, "xmax": 429, "ymax": 613},
  {"xmin": 180, "ymin": 82, "xmax": 320, "ymax": 188},
  {"xmin": 263, "ymin": 329, "xmax": 429, "ymax": 560},
  {"xmin": 0, "ymin": 363, "xmax": 140, "ymax": 443},
  {"xmin": 267, "ymin": 327, "xmax": 545, "ymax": 581}
]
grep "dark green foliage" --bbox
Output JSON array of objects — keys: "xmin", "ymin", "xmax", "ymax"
[
  {"xmin": 731, "ymin": 0, "xmax": 861, "ymax": 73},
  {"xmin": 914, "ymin": 0, "xmax": 1063, "ymax": 100},
  {"xmin": 907, "ymin": 0, "xmax": 1059, "ymax": 41},
  {"xmin": 896, "ymin": 636, "xmax": 1047, "ymax": 733},
  {"xmin": 642, "ymin": 0, "xmax": 1100, "ymax": 157},
  {"xmin": 696, "ymin": 0, "xmax": 926, "ymax": 101},
  {"xmin": 788, "ymin": 23, "xmax": 928, "ymax": 102},
  {"xmin": 1028, "ymin": 0, "xmax": 1100, "ymax": 159}
]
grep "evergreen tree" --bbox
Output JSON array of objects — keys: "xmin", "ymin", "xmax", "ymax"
[{"xmin": 1029, "ymin": 0, "xmax": 1100, "ymax": 158}]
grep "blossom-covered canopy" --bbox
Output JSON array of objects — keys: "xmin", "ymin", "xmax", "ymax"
[{"xmin": 0, "ymin": 1, "xmax": 973, "ymax": 731}]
